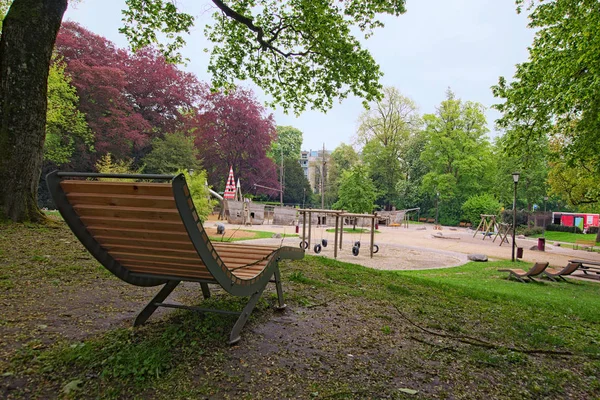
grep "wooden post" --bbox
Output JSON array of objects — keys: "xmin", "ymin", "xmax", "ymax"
[
  {"xmin": 302, "ymin": 210, "xmax": 306, "ymax": 247},
  {"xmin": 334, "ymin": 214, "xmax": 339, "ymax": 259},
  {"xmin": 308, "ymin": 211, "xmax": 312, "ymax": 248},
  {"xmin": 370, "ymin": 213, "xmax": 376, "ymax": 258}
]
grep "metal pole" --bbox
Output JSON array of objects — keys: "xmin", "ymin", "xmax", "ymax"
[
  {"xmin": 280, "ymin": 146, "xmax": 284, "ymax": 207},
  {"xmin": 512, "ymin": 181, "xmax": 517, "ymax": 262},
  {"xmin": 339, "ymin": 215, "xmax": 344, "ymax": 250},
  {"xmin": 321, "ymin": 143, "xmax": 325, "ymax": 209},
  {"xmin": 543, "ymin": 196, "xmax": 548, "ymax": 237},
  {"xmin": 436, "ymin": 192, "xmax": 440, "ymax": 225}
]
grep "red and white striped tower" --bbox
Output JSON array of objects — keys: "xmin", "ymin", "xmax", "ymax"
[{"xmin": 224, "ymin": 166, "xmax": 236, "ymax": 200}]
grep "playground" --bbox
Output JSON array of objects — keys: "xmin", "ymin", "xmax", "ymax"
[{"xmin": 213, "ymin": 217, "xmax": 600, "ymax": 273}]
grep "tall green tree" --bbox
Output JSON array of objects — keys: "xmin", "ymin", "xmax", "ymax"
[
  {"xmin": 143, "ymin": 132, "xmax": 200, "ymax": 174},
  {"xmin": 420, "ymin": 90, "xmax": 492, "ymax": 223},
  {"xmin": 356, "ymin": 87, "xmax": 421, "ymax": 209},
  {"xmin": 492, "ymin": 0, "xmax": 600, "ymax": 176},
  {"xmin": 268, "ymin": 125, "xmax": 303, "ymax": 162},
  {"xmin": 44, "ymin": 59, "xmax": 92, "ymax": 165},
  {"xmin": 333, "ymin": 164, "xmax": 377, "ymax": 214},
  {"xmin": 281, "ymin": 156, "xmax": 312, "ymax": 205},
  {"xmin": 0, "ymin": 0, "xmax": 407, "ymax": 222},
  {"xmin": 326, "ymin": 143, "xmax": 359, "ymax": 206}
]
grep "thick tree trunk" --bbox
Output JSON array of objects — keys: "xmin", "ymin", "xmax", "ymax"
[{"xmin": 0, "ymin": 0, "xmax": 67, "ymax": 222}]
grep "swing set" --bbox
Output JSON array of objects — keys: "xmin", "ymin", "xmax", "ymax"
[{"xmin": 298, "ymin": 209, "xmax": 380, "ymax": 259}]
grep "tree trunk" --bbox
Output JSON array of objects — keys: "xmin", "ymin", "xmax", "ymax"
[{"xmin": 0, "ymin": 0, "xmax": 67, "ymax": 222}]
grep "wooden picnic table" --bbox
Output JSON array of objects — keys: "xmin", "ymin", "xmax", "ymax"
[{"xmin": 569, "ymin": 259, "xmax": 600, "ymax": 275}]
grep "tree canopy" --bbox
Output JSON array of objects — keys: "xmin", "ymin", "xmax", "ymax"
[
  {"xmin": 492, "ymin": 0, "xmax": 600, "ymax": 170},
  {"xmin": 122, "ymin": 0, "xmax": 407, "ymax": 113}
]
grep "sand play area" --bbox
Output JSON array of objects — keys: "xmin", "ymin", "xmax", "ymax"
[{"xmin": 209, "ymin": 221, "xmax": 600, "ymax": 272}]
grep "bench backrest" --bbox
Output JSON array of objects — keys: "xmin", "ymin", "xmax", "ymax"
[
  {"xmin": 47, "ymin": 172, "xmax": 283, "ymax": 293},
  {"xmin": 58, "ymin": 178, "xmax": 215, "ymax": 281}
]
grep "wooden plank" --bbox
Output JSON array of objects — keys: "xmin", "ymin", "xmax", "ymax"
[
  {"xmin": 118, "ymin": 257, "xmax": 206, "ymax": 270},
  {"xmin": 61, "ymin": 180, "xmax": 173, "ymax": 197},
  {"xmin": 88, "ymin": 227, "xmax": 189, "ymax": 242},
  {"xmin": 94, "ymin": 236, "xmax": 196, "ymax": 251},
  {"xmin": 110, "ymin": 251, "xmax": 201, "ymax": 264},
  {"xmin": 81, "ymin": 216, "xmax": 187, "ymax": 233},
  {"xmin": 67, "ymin": 193, "xmax": 176, "ymax": 209},
  {"xmin": 103, "ymin": 244, "xmax": 198, "ymax": 257},
  {"xmin": 74, "ymin": 204, "xmax": 181, "ymax": 221},
  {"xmin": 122, "ymin": 264, "xmax": 214, "ymax": 280}
]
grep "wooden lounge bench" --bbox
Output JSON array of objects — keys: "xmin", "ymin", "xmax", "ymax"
[
  {"xmin": 47, "ymin": 171, "xmax": 304, "ymax": 344},
  {"xmin": 574, "ymin": 239, "xmax": 596, "ymax": 251},
  {"xmin": 418, "ymin": 217, "xmax": 426, "ymax": 223},
  {"xmin": 426, "ymin": 218, "xmax": 435, "ymax": 223},
  {"xmin": 498, "ymin": 262, "xmax": 549, "ymax": 282},
  {"xmin": 542, "ymin": 262, "xmax": 581, "ymax": 282}
]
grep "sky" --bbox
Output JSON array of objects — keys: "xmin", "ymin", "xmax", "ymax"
[{"xmin": 64, "ymin": 0, "xmax": 535, "ymax": 152}]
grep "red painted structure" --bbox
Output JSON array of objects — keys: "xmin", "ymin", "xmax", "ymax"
[{"xmin": 552, "ymin": 212, "xmax": 599, "ymax": 230}]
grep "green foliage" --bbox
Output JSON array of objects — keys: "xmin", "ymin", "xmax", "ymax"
[
  {"xmin": 519, "ymin": 226, "xmax": 543, "ymax": 236},
  {"xmin": 268, "ymin": 126, "xmax": 303, "ymax": 162},
  {"xmin": 282, "ymin": 156, "xmax": 312, "ymax": 205},
  {"xmin": 420, "ymin": 90, "xmax": 492, "ymax": 221},
  {"xmin": 461, "ymin": 194, "xmax": 502, "ymax": 225},
  {"xmin": 121, "ymin": 0, "xmax": 407, "ymax": 113},
  {"xmin": 95, "ymin": 153, "xmax": 142, "ymax": 178},
  {"xmin": 143, "ymin": 132, "xmax": 200, "ymax": 174},
  {"xmin": 358, "ymin": 87, "xmax": 421, "ymax": 209},
  {"xmin": 333, "ymin": 164, "xmax": 377, "ymax": 213},
  {"xmin": 45, "ymin": 60, "xmax": 92, "ymax": 165},
  {"xmin": 326, "ymin": 143, "xmax": 359, "ymax": 206},
  {"xmin": 493, "ymin": 0, "xmax": 600, "ymax": 197},
  {"xmin": 120, "ymin": 0, "xmax": 194, "ymax": 64},
  {"xmin": 546, "ymin": 224, "xmax": 583, "ymax": 234},
  {"xmin": 178, "ymin": 169, "xmax": 216, "ymax": 222}
]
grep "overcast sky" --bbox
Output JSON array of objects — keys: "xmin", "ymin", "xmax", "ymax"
[{"xmin": 64, "ymin": 0, "xmax": 535, "ymax": 152}]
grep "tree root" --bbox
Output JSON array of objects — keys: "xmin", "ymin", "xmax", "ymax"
[{"xmin": 392, "ymin": 304, "xmax": 574, "ymax": 356}]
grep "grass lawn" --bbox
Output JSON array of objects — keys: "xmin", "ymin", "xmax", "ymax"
[
  {"xmin": 1, "ymin": 222, "xmax": 600, "ymax": 399},
  {"xmin": 530, "ymin": 230, "xmax": 599, "ymax": 244}
]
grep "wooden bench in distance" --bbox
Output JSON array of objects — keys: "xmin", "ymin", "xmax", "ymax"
[
  {"xmin": 574, "ymin": 239, "xmax": 596, "ymax": 251},
  {"xmin": 418, "ymin": 217, "xmax": 426, "ymax": 223},
  {"xmin": 427, "ymin": 218, "xmax": 435, "ymax": 223},
  {"xmin": 47, "ymin": 171, "xmax": 304, "ymax": 344}
]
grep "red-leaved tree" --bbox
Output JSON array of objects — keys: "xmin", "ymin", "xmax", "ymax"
[
  {"xmin": 194, "ymin": 87, "xmax": 280, "ymax": 197},
  {"xmin": 54, "ymin": 22, "xmax": 203, "ymax": 168}
]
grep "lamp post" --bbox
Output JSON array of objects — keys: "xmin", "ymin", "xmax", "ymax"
[
  {"xmin": 512, "ymin": 173, "xmax": 520, "ymax": 262},
  {"xmin": 543, "ymin": 196, "xmax": 548, "ymax": 236},
  {"xmin": 435, "ymin": 192, "xmax": 440, "ymax": 225}
]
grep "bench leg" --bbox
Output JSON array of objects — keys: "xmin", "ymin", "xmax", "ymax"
[
  {"xmin": 200, "ymin": 283, "xmax": 211, "ymax": 299},
  {"xmin": 134, "ymin": 280, "xmax": 180, "ymax": 327},
  {"xmin": 273, "ymin": 267, "xmax": 286, "ymax": 311},
  {"xmin": 229, "ymin": 285, "xmax": 267, "ymax": 345}
]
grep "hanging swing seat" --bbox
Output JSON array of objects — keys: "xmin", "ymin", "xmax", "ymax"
[{"xmin": 46, "ymin": 171, "xmax": 304, "ymax": 344}]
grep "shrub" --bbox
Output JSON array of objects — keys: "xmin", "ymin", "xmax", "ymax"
[
  {"xmin": 500, "ymin": 209, "xmax": 529, "ymax": 227},
  {"xmin": 545, "ymin": 224, "xmax": 583, "ymax": 234},
  {"xmin": 519, "ymin": 226, "xmax": 543, "ymax": 236},
  {"xmin": 177, "ymin": 169, "xmax": 217, "ymax": 222},
  {"xmin": 587, "ymin": 226, "xmax": 599, "ymax": 234},
  {"xmin": 461, "ymin": 194, "xmax": 501, "ymax": 225}
]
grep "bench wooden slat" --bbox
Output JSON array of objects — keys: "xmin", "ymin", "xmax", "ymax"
[
  {"xmin": 122, "ymin": 264, "xmax": 215, "ymax": 280},
  {"xmin": 67, "ymin": 193, "xmax": 176, "ymax": 209},
  {"xmin": 111, "ymin": 251, "xmax": 202, "ymax": 264},
  {"xmin": 61, "ymin": 180, "xmax": 173, "ymax": 197},
  {"xmin": 95, "ymin": 236, "xmax": 197, "ymax": 251},
  {"xmin": 100, "ymin": 242, "xmax": 276, "ymax": 258},
  {"xmin": 74, "ymin": 204, "xmax": 181, "ymax": 221},
  {"xmin": 88, "ymin": 227, "xmax": 190, "ymax": 241},
  {"xmin": 81, "ymin": 217, "xmax": 187, "ymax": 233}
]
